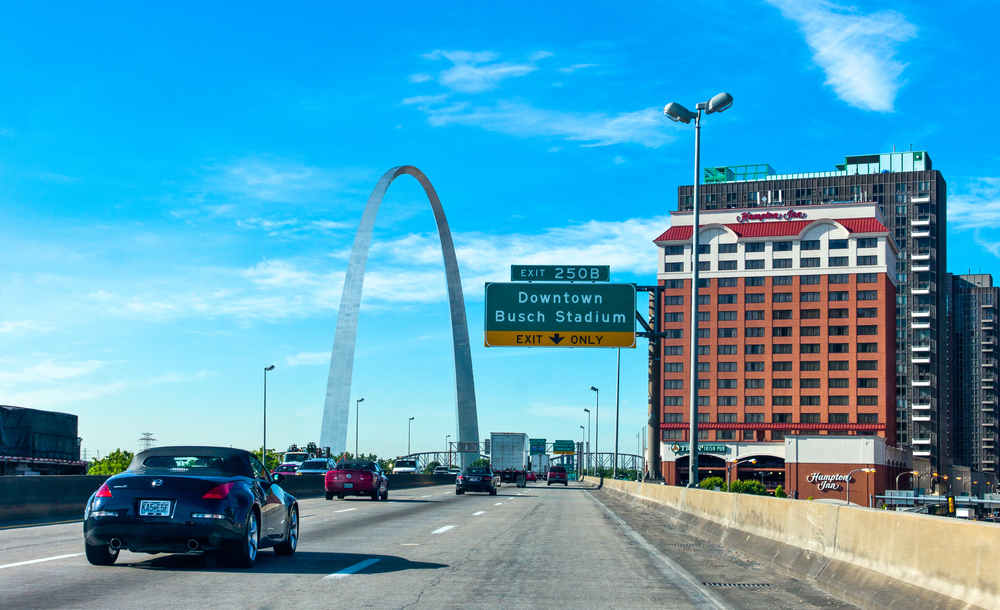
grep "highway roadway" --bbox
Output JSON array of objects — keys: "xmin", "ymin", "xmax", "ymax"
[{"xmin": 0, "ymin": 481, "xmax": 856, "ymax": 609}]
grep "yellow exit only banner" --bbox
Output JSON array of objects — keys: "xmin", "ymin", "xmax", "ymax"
[{"xmin": 485, "ymin": 331, "xmax": 635, "ymax": 348}]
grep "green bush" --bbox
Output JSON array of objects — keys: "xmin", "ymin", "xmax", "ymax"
[
  {"xmin": 87, "ymin": 449, "xmax": 134, "ymax": 476},
  {"xmin": 727, "ymin": 479, "xmax": 768, "ymax": 495},
  {"xmin": 423, "ymin": 460, "xmax": 441, "ymax": 474},
  {"xmin": 774, "ymin": 484, "xmax": 788, "ymax": 498},
  {"xmin": 471, "ymin": 458, "xmax": 490, "ymax": 467},
  {"xmin": 700, "ymin": 476, "xmax": 726, "ymax": 491}
]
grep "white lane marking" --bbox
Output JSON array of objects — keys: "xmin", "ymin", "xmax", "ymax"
[
  {"xmin": 334, "ymin": 508, "xmax": 357, "ymax": 513},
  {"xmin": 421, "ymin": 495, "xmax": 431, "ymax": 498},
  {"xmin": 400, "ymin": 543, "xmax": 419, "ymax": 546},
  {"xmin": 0, "ymin": 553, "xmax": 83, "ymax": 570},
  {"xmin": 472, "ymin": 511, "xmax": 486, "ymax": 516},
  {"xmin": 431, "ymin": 525, "xmax": 455, "ymax": 534},
  {"xmin": 325, "ymin": 558, "xmax": 381, "ymax": 579},
  {"xmin": 494, "ymin": 502, "xmax": 503, "ymax": 506}
]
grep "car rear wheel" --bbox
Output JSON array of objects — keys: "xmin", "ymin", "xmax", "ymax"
[
  {"xmin": 370, "ymin": 489, "xmax": 378, "ymax": 501},
  {"xmin": 84, "ymin": 542, "xmax": 119, "ymax": 566},
  {"xmin": 273, "ymin": 506, "xmax": 298, "ymax": 556},
  {"xmin": 456, "ymin": 488, "xmax": 463, "ymax": 495},
  {"xmin": 380, "ymin": 488, "xmax": 389, "ymax": 501},
  {"xmin": 338, "ymin": 494, "xmax": 345, "ymax": 500},
  {"xmin": 229, "ymin": 510, "xmax": 259, "ymax": 568},
  {"xmin": 325, "ymin": 492, "xmax": 334, "ymax": 501}
]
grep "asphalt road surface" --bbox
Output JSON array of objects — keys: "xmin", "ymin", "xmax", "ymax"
[{"xmin": 0, "ymin": 481, "xmax": 856, "ymax": 609}]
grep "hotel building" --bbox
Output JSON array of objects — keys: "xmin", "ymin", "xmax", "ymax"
[{"xmin": 652, "ymin": 202, "xmax": 909, "ymax": 499}]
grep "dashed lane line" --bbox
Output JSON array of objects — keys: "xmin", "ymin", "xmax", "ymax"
[
  {"xmin": 472, "ymin": 511, "xmax": 486, "ymax": 516},
  {"xmin": 0, "ymin": 553, "xmax": 83, "ymax": 570},
  {"xmin": 431, "ymin": 525, "xmax": 455, "ymax": 534},
  {"xmin": 334, "ymin": 508, "xmax": 357, "ymax": 513},
  {"xmin": 324, "ymin": 558, "xmax": 381, "ymax": 579},
  {"xmin": 494, "ymin": 502, "xmax": 503, "ymax": 506}
]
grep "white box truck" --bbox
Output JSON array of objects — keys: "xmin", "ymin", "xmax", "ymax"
[
  {"xmin": 531, "ymin": 454, "xmax": 550, "ymax": 480},
  {"xmin": 490, "ymin": 432, "xmax": 529, "ymax": 487}
]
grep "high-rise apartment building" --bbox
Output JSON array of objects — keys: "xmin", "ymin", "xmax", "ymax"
[
  {"xmin": 677, "ymin": 151, "xmax": 946, "ymax": 472},
  {"xmin": 949, "ymin": 274, "xmax": 1000, "ymax": 474}
]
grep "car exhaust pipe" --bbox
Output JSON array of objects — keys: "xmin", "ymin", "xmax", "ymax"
[
  {"xmin": 109, "ymin": 538, "xmax": 122, "ymax": 549},
  {"xmin": 187, "ymin": 539, "xmax": 199, "ymax": 550}
]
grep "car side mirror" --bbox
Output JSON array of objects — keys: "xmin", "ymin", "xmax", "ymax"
[{"xmin": 273, "ymin": 473, "xmax": 286, "ymax": 484}]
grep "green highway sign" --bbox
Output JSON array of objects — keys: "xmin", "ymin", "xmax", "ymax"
[
  {"xmin": 529, "ymin": 439, "xmax": 547, "ymax": 455},
  {"xmin": 552, "ymin": 440, "xmax": 575, "ymax": 454},
  {"xmin": 511, "ymin": 265, "xmax": 610, "ymax": 282},
  {"xmin": 484, "ymin": 282, "xmax": 636, "ymax": 348}
]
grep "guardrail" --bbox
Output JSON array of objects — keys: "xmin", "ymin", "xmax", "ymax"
[{"xmin": 0, "ymin": 473, "xmax": 458, "ymax": 527}]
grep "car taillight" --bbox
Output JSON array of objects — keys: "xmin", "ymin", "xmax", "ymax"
[
  {"xmin": 95, "ymin": 482, "xmax": 112, "ymax": 498},
  {"xmin": 202, "ymin": 482, "xmax": 235, "ymax": 499},
  {"xmin": 457, "ymin": 475, "xmax": 463, "ymax": 481}
]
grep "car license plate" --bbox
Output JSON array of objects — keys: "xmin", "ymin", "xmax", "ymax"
[
  {"xmin": 139, "ymin": 500, "xmax": 172, "ymax": 516},
  {"xmin": 468, "ymin": 476, "xmax": 480, "ymax": 482},
  {"xmin": 344, "ymin": 483, "xmax": 353, "ymax": 489}
]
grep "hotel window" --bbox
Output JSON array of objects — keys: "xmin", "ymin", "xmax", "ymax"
[
  {"xmin": 801, "ymin": 413, "xmax": 820, "ymax": 423},
  {"xmin": 774, "ymin": 241, "xmax": 794, "ymax": 252},
  {"xmin": 697, "ymin": 244, "xmax": 711, "ymax": 254},
  {"xmin": 719, "ymin": 345, "xmax": 738, "ymax": 354},
  {"xmin": 719, "ymin": 277, "xmax": 738, "ymax": 286},
  {"xmin": 801, "ymin": 396, "xmax": 821, "ymax": 406},
  {"xmin": 857, "ymin": 273, "xmax": 878, "ymax": 283},
  {"xmin": 719, "ymin": 362, "xmax": 737, "ymax": 372},
  {"xmin": 773, "ymin": 396, "xmax": 792, "ymax": 406},
  {"xmin": 697, "ymin": 380, "xmax": 710, "ymax": 389},
  {"xmin": 774, "ymin": 276, "xmax": 793, "ymax": 285},
  {"xmin": 858, "ymin": 290, "xmax": 879, "ymax": 300},
  {"xmin": 829, "ymin": 361, "xmax": 849, "ymax": 370},
  {"xmin": 773, "ymin": 379, "xmax": 792, "ymax": 389},
  {"xmin": 697, "ymin": 295, "xmax": 711, "ymax": 304},
  {"xmin": 746, "ymin": 310, "xmax": 765, "ymax": 320},
  {"xmin": 858, "ymin": 413, "xmax": 879, "ymax": 423},
  {"xmin": 801, "ymin": 344, "xmax": 821, "ymax": 353},
  {"xmin": 697, "ymin": 329, "xmax": 711, "ymax": 338},
  {"xmin": 697, "ymin": 312, "xmax": 711, "ymax": 322},
  {"xmin": 697, "ymin": 413, "xmax": 711, "ymax": 423},
  {"xmin": 829, "ymin": 343, "xmax": 850, "ymax": 353},
  {"xmin": 663, "ymin": 430, "xmax": 683, "ymax": 440},
  {"xmin": 802, "ymin": 240, "xmax": 820, "ymax": 250},
  {"xmin": 745, "ymin": 327, "xmax": 765, "ymax": 337},
  {"xmin": 773, "ymin": 344, "xmax": 793, "ymax": 354},
  {"xmin": 801, "ymin": 309, "xmax": 821, "ymax": 319},
  {"xmin": 746, "ymin": 243, "xmax": 766, "ymax": 253},
  {"xmin": 801, "ymin": 361, "xmax": 820, "ymax": 371},
  {"xmin": 719, "ymin": 244, "xmax": 738, "ymax": 254},
  {"xmin": 773, "ymin": 293, "xmax": 793, "ymax": 304},
  {"xmin": 743, "ymin": 431, "xmax": 757, "ymax": 441},
  {"xmin": 699, "ymin": 277, "xmax": 712, "ymax": 287},
  {"xmin": 665, "ymin": 312, "xmax": 684, "ymax": 322},
  {"xmin": 858, "ymin": 396, "xmax": 879, "ymax": 405},
  {"xmin": 664, "ymin": 346, "xmax": 683, "ymax": 355},
  {"xmin": 698, "ymin": 262, "xmax": 711, "ymax": 271},
  {"xmin": 719, "ymin": 413, "xmax": 737, "ymax": 423},
  {"xmin": 664, "ymin": 363, "xmax": 684, "ymax": 372},
  {"xmin": 746, "ymin": 345, "xmax": 765, "ymax": 355},
  {"xmin": 801, "ymin": 378, "xmax": 821, "ymax": 388},
  {"xmin": 858, "ymin": 238, "xmax": 878, "ymax": 249},
  {"xmin": 858, "ymin": 378, "xmax": 879, "ymax": 388},
  {"xmin": 802, "ymin": 257, "xmax": 820, "ymax": 267},
  {"xmin": 857, "ymin": 325, "xmax": 878, "ymax": 335},
  {"xmin": 801, "ymin": 275, "xmax": 821, "ymax": 285},
  {"xmin": 746, "ymin": 293, "xmax": 766, "ymax": 303},
  {"xmin": 829, "ymin": 274, "xmax": 849, "ymax": 284},
  {"xmin": 830, "ymin": 378, "xmax": 850, "ymax": 388},
  {"xmin": 829, "ymin": 413, "xmax": 849, "ymax": 423},
  {"xmin": 719, "ymin": 311, "xmax": 738, "ymax": 321},
  {"xmin": 829, "ymin": 325, "xmax": 850, "ymax": 335},
  {"xmin": 719, "ymin": 329, "xmax": 737, "ymax": 339},
  {"xmin": 858, "ymin": 360, "xmax": 878, "ymax": 370},
  {"xmin": 829, "ymin": 308, "xmax": 849, "ymax": 318},
  {"xmin": 830, "ymin": 239, "xmax": 848, "ymax": 250},
  {"xmin": 663, "ymin": 412, "xmax": 683, "ymax": 421},
  {"xmin": 774, "ymin": 258, "xmax": 792, "ymax": 268},
  {"xmin": 665, "ymin": 296, "xmax": 684, "ymax": 305},
  {"xmin": 747, "ymin": 260, "xmax": 765, "ymax": 269},
  {"xmin": 801, "ymin": 292, "xmax": 820, "ymax": 302},
  {"xmin": 857, "ymin": 307, "xmax": 878, "ymax": 318},
  {"xmin": 665, "ymin": 246, "xmax": 684, "ymax": 255},
  {"xmin": 664, "ymin": 380, "xmax": 683, "ymax": 389},
  {"xmin": 858, "ymin": 256, "xmax": 878, "ymax": 266},
  {"xmin": 745, "ymin": 412, "xmax": 765, "ymax": 422},
  {"xmin": 664, "ymin": 329, "xmax": 683, "ymax": 338},
  {"xmin": 719, "ymin": 396, "xmax": 737, "ymax": 406},
  {"xmin": 801, "ymin": 326, "xmax": 820, "ymax": 336},
  {"xmin": 697, "ymin": 346, "xmax": 710, "ymax": 355},
  {"xmin": 773, "ymin": 413, "xmax": 792, "ymax": 423},
  {"xmin": 746, "ymin": 362, "xmax": 765, "ymax": 372},
  {"xmin": 747, "ymin": 277, "xmax": 765, "ymax": 286},
  {"xmin": 718, "ymin": 431, "xmax": 736, "ymax": 440},
  {"xmin": 665, "ymin": 263, "xmax": 683, "ymax": 272},
  {"xmin": 773, "ymin": 309, "xmax": 793, "ymax": 319},
  {"xmin": 719, "ymin": 261, "xmax": 737, "ymax": 270},
  {"xmin": 829, "ymin": 291, "xmax": 850, "ymax": 301},
  {"xmin": 719, "ymin": 379, "xmax": 737, "ymax": 389},
  {"xmin": 858, "ymin": 342, "xmax": 879, "ymax": 353},
  {"xmin": 663, "ymin": 280, "xmax": 684, "ymax": 289},
  {"xmin": 773, "ymin": 326, "xmax": 792, "ymax": 336},
  {"xmin": 719, "ymin": 295, "xmax": 738, "ymax": 305},
  {"xmin": 773, "ymin": 361, "xmax": 793, "ymax": 371}
]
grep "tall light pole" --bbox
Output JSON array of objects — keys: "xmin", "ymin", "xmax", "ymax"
[
  {"xmin": 408, "ymin": 417, "xmax": 415, "ymax": 456},
  {"xmin": 590, "ymin": 387, "xmax": 599, "ymax": 474},
  {"xmin": 355, "ymin": 398, "xmax": 364, "ymax": 457},
  {"xmin": 263, "ymin": 365, "xmax": 274, "ymax": 467},
  {"xmin": 896, "ymin": 470, "xmax": 919, "ymax": 491},
  {"xmin": 726, "ymin": 458, "xmax": 757, "ymax": 488},
  {"xmin": 845, "ymin": 467, "xmax": 876, "ymax": 506},
  {"xmin": 446, "ymin": 434, "xmax": 451, "ymax": 467},
  {"xmin": 580, "ymin": 425, "xmax": 586, "ymax": 474},
  {"xmin": 664, "ymin": 92, "xmax": 734, "ymax": 488},
  {"xmin": 583, "ymin": 408, "xmax": 591, "ymax": 475},
  {"xmin": 614, "ymin": 349, "xmax": 621, "ymax": 480}
]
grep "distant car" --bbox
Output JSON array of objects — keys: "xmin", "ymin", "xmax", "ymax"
[
  {"xmin": 449, "ymin": 467, "xmax": 461, "ymax": 474},
  {"xmin": 393, "ymin": 459, "xmax": 419, "ymax": 474},
  {"xmin": 296, "ymin": 458, "xmax": 336, "ymax": 475},
  {"xmin": 325, "ymin": 460, "xmax": 388, "ymax": 500},
  {"xmin": 547, "ymin": 466, "xmax": 568, "ymax": 486},
  {"xmin": 456, "ymin": 467, "xmax": 498, "ymax": 495},
  {"xmin": 433, "ymin": 466, "xmax": 450, "ymax": 474},
  {"xmin": 83, "ymin": 446, "xmax": 298, "ymax": 568},
  {"xmin": 271, "ymin": 464, "xmax": 299, "ymax": 476},
  {"xmin": 525, "ymin": 470, "xmax": 537, "ymax": 482}
]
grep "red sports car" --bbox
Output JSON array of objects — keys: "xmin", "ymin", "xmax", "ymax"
[{"xmin": 325, "ymin": 460, "xmax": 388, "ymax": 501}]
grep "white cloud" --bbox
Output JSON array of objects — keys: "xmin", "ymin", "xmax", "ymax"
[
  {"xmin": 286, "ymin": 351, "xmax": 330, "ymax": 366},
  {"xmin": 949, "ymin": 178, "xmax": 1000, "ymax": 230},
  {"xmin": 206, "ymin": 157, "xmax": 370, "ymax": 204},
  {"xmin": 408, "ymin": 73, "xmax": 433, "ymax": 83},
  {"xmin": 614, "ymin": 156, "xmax": 626, "ymax": 165},
  {"xmin": 0, "ymin": 320, "xmax": 54, "ymax": 336},
  {"xmin": 0, "ymin": 359, "xmax": 106, "ymax": 384},
  {"xmin": 420, "ymin": 50, "xmax": 544, "ymax": 93},
  {"xmin": 558, "ymin": 63, "xmax": 598, "ymax": 74},
  {"xmin": 766, "ymin": 0, "xmax": 917, "ymax": 112}
]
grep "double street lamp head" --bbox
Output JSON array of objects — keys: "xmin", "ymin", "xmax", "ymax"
[
  {"xmin": 590, "ymin": 386, "xmax": 598, "ymax": 393},
  {"xmin": 584, "ymin": 408, "xmax": 590, "ymax": 413},
  {"xmin": 663, "ymin": 92, "xmax": 734, "ymax": 123},
  {"xmin": 264, "ymin": 365, "xmax": 275, "ymax": 372}
]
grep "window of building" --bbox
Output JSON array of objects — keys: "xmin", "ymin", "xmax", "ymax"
[
  {"xmin": 801, "ymin": 326, "xmax": 820, "ymax": 336},
  {"xmin": 718, "ymin": 413, "xmax": 737, "ymax": 423},
  {"xmin": 719, "ymin": 311, "xmax": 738, "ymax": 321},
  {"xmin": 829, "ymin": 361, "xmax": 850, "ymax": 370},
  {"xmin": 719, "ymin": 261, "xmax": 737, "ymax": 271},
  {"xmin": 857, "ymin": 273, "xmax": 878, "ymax": 283},
  {"xmin": 662, "ymin": 430, "xmax": 682, "ymax": 440},
  {"xmin": 745, "ymin": 412, "xmax": 765, "ymax": 421},
  {"xmin": 719, "ymin": 294, "xmax": 737, "ymax": 304},
  {"xmin": 829, "ymin": 325, "xmax": 850, "ymax": 335},
  {"xmin": 858, "ymin": 290, "xmax": 879, "ymax": 300},
  {"xmin": 719, "ymin": 362, "xmax": 737, "ymax": 372},
  {"xmin": 773, "ymin": 326, "xmax": 792, "ymax": 337},
  {"xmin": 773, "ymin": 379, "xmax": 792, "ymax": 389},
  {"xmin": 858, "ymin": 307, "xmax": 878, "ymax": 318},
  {"xmin": 747, "ymin": 293, "xmax": 766, "ymax": 303},
  {"xmin": 830, "ymin": 378, "xmax": 849, "ymax": 388},
  {"xmin": 802, "ymin": 309, "xmax": 821, "ymax": 319},
  {"xmin": 774, "ymin": 276, "xmax": 793, "ymax": 285},
  {"xmin": 700, "ymin": 278, "xmax": 711, "ymax": 287},
  {"xmin": 665, "ymin": 312, "xmax": 684, "ymax": 323},
  {"xmin": 718, "ymin": 430, "xmax": 736, "ymax": 440},
  {"xmin": 697, "ymin": 244, "xmax": 711, "ymax": 254},
  {"xmin": 858, "ymin": 378, "xmax": 879, "ymax": 388},
  {"xmin": 697, "ymin": 312, "xmax": 711, "ymax": 322},
  {"xmin": 859, "ymin": 413, "xmax": 879, "ymax": 424},
  {"xmin": 802, "ymin": 257, "xmax": 820, "ymax": 268},
  {"xmin": 719, "ymin": 345, "xmax": 738, "ymax": 354},
  {"xmin": 663, "ymin": 280, "xmax": 684, "ymax": 289},
  {"xmin": 802, "ymin": 240, "xmax": 820, "ymax": 251},
  {"xmin": 698, "ymin": 261, "xmax": 711, "ymax": 271},
  {"xmin": 801, "ymin": 292, "xmax": 821, "ymax": 302},
  {"xmin": 829, "ymin": 343, "xmax": 850, "ymax": 353},
  {"xmin": 745, "ymin": 345, "xmax": 765, "ymax": 355},
  {"xmin": 857, "ymin": 343, "xmax": 879, "ymax": 353},
  {"xmin": 697, "ymin": 295, "xmax": 711, "ymax": 305},
  {"xmin": 801, "ymin": 396, "xmax": 821, "ymax": 406},
  {"xmin": 697, "ymin": 329, "xmax": 711, "ymax": 338},
  {"xmin": 718, "ymin": 379, "xmax": 737, "ymax": 389},
  {"xmin": 665, "ymin": 363, "xmax": 684, "ymax": 372},
  {"xmin": 830, "ymin": 239, "xmax": 849, "ymax": 250},
  {"xmin": 745, "ymin": 327, "xmax": 765, "ymax": 338},
  {"xmin": 774, "ymin": 241, "xmax": 793, "ymax": 252},
  {"xmin": 665, "ymin": 263, "xmax": 683, "ymax": 272},
  {"xmin": 801, "ymin": 344, "xmax": 821, "ymax": 353},
  {"xmin": 665, "ymin": 296, "xmax": 684, "ymax": 305},
  {"xmin": 829, "ymin": 291, "xmax": 850, "ymax": 301},
  {"xmin": 858, "ymin": 256, "xmax": 878, "ymax": 266},
  {"xmin": 746, "ymin": 243, "xmax": 765, "ymax": 253},
  {"xmin": 719, "ymin": 396, "xmax": 737, "ymax": 406},
  {"xmin": 746, "ymin": 310, "xmax": 765, "ymax": 320},
  {"xmin": 773, "ymin": 413, "xmax": 792, "ymax": 423},
  {"xmin": 746, "ymin": 362, "xmax": 765, "ymax": 372},
  {"xmin": 829, "ymin": 274, "xmax": 849, "ymax": 284},
  {"xmin": 719, "ymin": 277, "xmax": 738, "ymax": 287},
  {"xmin": 747, "ymin": 260, "xmax": 765, "ymax": 270},
  {"xmin": 663, "ymin": 412, "xmax": 684, "ymax": 421},
  {"xmin": 829, "ymin": 413, "xmax": 849, "ymax": 423},
  {"xmin": 773, "ymin": 309, "xmax": 793, "ymax": 319},
  {"xmin": 773, "ymin": 344, "xmax": 793, "ymax": 354},
  {"xmin": 857, "ymin": 238, "xmax": 878, "ymax": 249},
  {"xmin": 664, "ymin": 380, "xmax": 683, "ymax": 389},
  {"xmin": 773, "ymin": 293, "xmax": 793, "ymax": 303},
  {"xmin": 664, "ymin": 329, "xmax": 683, "ymax": 339},
  {"xmin": 857, "ymin": 360, "xmax": 878, "ymax": 371},
  {"xmin": 801, "ymin": 275, "xmax": 821, "ymax": 285},
  {"xmin": 858, "ymin": 396, "xmax": 879, "ymax": 406},
  {"xmin": 719, "ymin": 244, "xmax": 737, "ymax": 254},
  {"xmin": 857, "ymin": 325, "xmax": 878, "ymax": 335},
  {"xmin": 697, "ymin": 379, "xmax": 710, "ymax": 389},
  {"xmin": 829, "ymin": 308, "xmax": 849, "ymax": 318},
  {"xmin": 802, "ymin": 413, "xmax": 820, "ymax": 423},
  {"xmin": 697, "ymin": 345, "xmax": 711, "ymax": 355},
  {"xmin": 801, "ymin": 361, "xmax": 820, "ymax": 371},
  {"xmin": 665, "ymin": 346, "xmax": 683, "ymax": 355},
  {"xmin": 773, "ymin": 362, "xmax": 793, "ymax": 372},
  {"xmin": 801, "ymin": 378, "xmax": 821, "ymax": 388},
  {"xmin": 747, "ymin": 277, "xmax": 765, "ymax": 286},
  {"xmin": 774, "ymin": 258, "xmax": 792, "ymax": 268},
  {"xmin": 773, "ymin": 396, "xmax": 793, "ymax": 406}
]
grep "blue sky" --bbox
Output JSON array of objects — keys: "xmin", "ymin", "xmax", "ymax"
[{"xmin": 1, "ymin": 1, "xmax": 997, "ymax": 461}]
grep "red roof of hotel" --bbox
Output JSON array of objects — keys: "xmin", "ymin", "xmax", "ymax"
[{"xmin": 653, "ymin": 218, "xmax": 888, "ymax": 242}]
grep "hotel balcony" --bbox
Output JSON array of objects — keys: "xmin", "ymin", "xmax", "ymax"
[
  {"xmin": 912, "ymin": 310, "xmax": 931, "ymax": 318},
  {"xmin": 913, "ymin": 265, "xmax": 931, "ymax": 272},
  {"xmin": 913, "ymin": 450, "xmax": 932, "ymax": 457},
  {"xmin": 912, "ymin": 356, "xmax": 931, "ymax": 364},
  {"xmin": 911, "ymin": 219, "xmax": 931, "ymax": 227},
  {"xmin": 912, "ymin": 379, "xmax": 932, "ymax": 387},
  {"xmin": 911, "ymin": 253, "xmax": 931, "ymax": 261},
  {"xmin": 912, "ymin": 403, "xmax": 931, "ymax": 410},
  {"xmin": 984, "ymin": 420, "xmax": 998, "ymax": 428},
  {"xmin": 984, "ymin": 317, "xmax": 996, "ymax": 324},
  {"xmin": 911, "ymin": 345, "xmax": 931, "ymax": 352},
  {"xmin": 913, "ymin": 438, "xmax": 932, "ymax": 445},
  {"xmin": 913, "ymin": 322, "xmax": 931, "ymax": 329},
  {"xmin": 913, "ymin": 414, "xmax": 931, "ymax": 422},
  {"xmin": 984, "ymin": 338, "xmax": 995, "ymax": 345},
  {"xmin": 984, "ymin": 302, "xmax": 996, "ymax": 309},
  {"xmin": 912, "ymin": 230, "xmax": 931, "ymax": 238}
]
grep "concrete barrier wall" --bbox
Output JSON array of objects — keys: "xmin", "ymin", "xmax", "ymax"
[
  {"xmin": 591, "ymin": 477, "xmax": 1000, "ymax": 610},
  {"xmin": 0, "ymin": 473, "xmax": 457, "ymax": 527}
]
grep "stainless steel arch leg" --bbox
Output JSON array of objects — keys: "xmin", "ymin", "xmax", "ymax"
[{"xmin": 320, "ymin": 166, "xmax": 480, "ymax": 469}]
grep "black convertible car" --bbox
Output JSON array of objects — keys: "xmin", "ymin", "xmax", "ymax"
[{"xmin": 83, "ymin": 446, "xmax": 298, "ymax": 568}]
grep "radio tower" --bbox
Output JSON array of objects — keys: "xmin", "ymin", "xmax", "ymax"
[{"xmin": 138, "ymin": 433, "xmax": 157, "ymax": 451}]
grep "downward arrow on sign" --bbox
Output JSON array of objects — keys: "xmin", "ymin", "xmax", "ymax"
[{"xmin": 549, "ymin": 333, "xmax": 565, "ymax": 344}]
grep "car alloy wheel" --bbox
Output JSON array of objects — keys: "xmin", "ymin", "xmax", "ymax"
[
  {"xmin": 230, "ymin": 510, "xmax": 259, "ymax": 568},
  {"xmin": 84, "ymin": 542, "xmax": 119, "ymax": 566},
  {"xmin": 274, "ymin": 506, "xmax": 298, "ymax": 556}
]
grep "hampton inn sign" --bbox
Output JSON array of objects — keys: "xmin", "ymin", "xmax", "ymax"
[{"xmin": 735, "ymin": 210, "xmax": 808, "ymax": 223}]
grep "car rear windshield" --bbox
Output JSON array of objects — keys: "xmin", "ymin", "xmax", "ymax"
[
  {"xmin": 274, "ymin": 465, "xmax": 297, "ymax": 472},
  {"xmin": 142, "ymin": 456, "xmax": 226, "ymax": 470},
  {"xmin": 394, "ymin": 460, "xmax": 416, "ymax": 468},
  {"xmin": 465, "ymin": 468, "xmax": 491, "ymax": 474},
  {"xmin": 550, "ymin": 467, "xmax": 566, "ymax": 473},
  {"xmin": 301, "ymin": 460, "xmax": 330, "ymax": 469},
  {"xmin": 337, "ymin": 461, "xmax": 374, "ymax": 470}
]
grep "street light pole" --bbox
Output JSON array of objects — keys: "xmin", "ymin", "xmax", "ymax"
[
  {"xmin": 726, "ymin": 458, "xmax": 757, "ymax": 488},
  {"xmin": 590, "ymin": 387, "xmax": 599, "ymax": 475},
  {"xmin": 614, "ymin": 348, "xmax": 621, "ymax": 480},
  {"xmin": 408, "ymin": 417, "xmax": 415, "ymax": 456},
  {"xmin": 896, "ymin": 470, "xmax": 919, "ymax": 491},
  {"xmin": 846, "ymin": 467, "xmax": 876, "ymax": 506},
  {"xmin": 446, "ymin": 434, "xmax": 451, "ymax": 468},
  {"xmin": 583, "ymin": 408, "xmax": 591, "ymax": 475},
  {"xmin": 355, "ymin": 398, "xmax": 364, "ymax": 457},
  {"xmin": 664, "ymin": 92, "xmax": 733, "ymax": 489},
  {"xmin": 263, "ymin": 365, "xmax": 274, "ymax": 467},
  {"xmin": 580, "ymin": 425, "xmax": 585, "ymax": 475}
]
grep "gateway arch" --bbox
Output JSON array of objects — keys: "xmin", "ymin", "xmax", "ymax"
[{"xmin": 320, "ymin": 165, "xmax": 480, "ymax": 468}]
